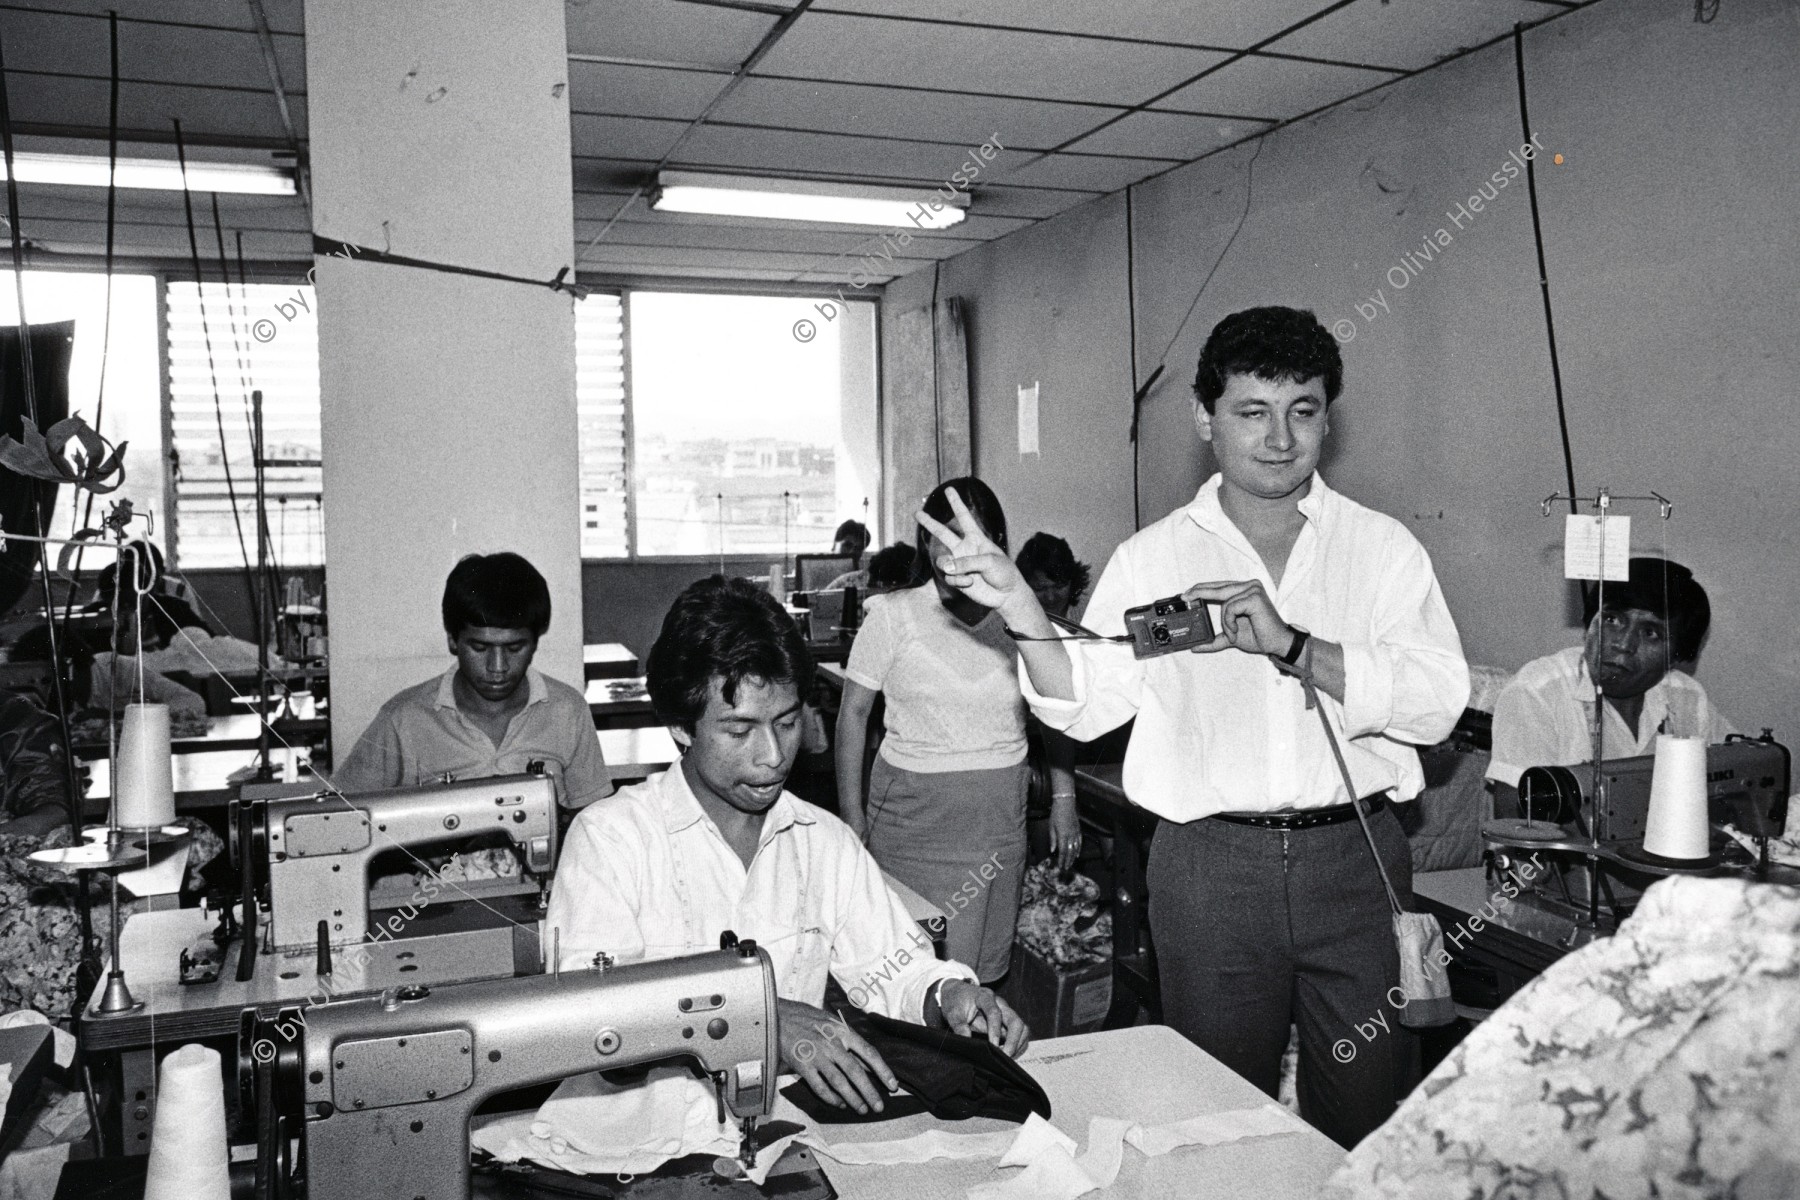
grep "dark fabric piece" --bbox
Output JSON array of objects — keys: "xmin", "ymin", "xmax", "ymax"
[
  {"xmin": 781, "ymin": 1004, "xmax": 1049, "ymax": 1126},
  {"xmin": 1148, "ymin": 806, "xmax": 1420, "ymax": 1150},
  {"xmin": 0, "ymin": 322, "xmax": 74, "ymax": 616}
]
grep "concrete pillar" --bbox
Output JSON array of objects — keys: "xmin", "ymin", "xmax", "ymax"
[{"xmin": 306, "ymin": 1, "xmax": 581, "ymax": 749}]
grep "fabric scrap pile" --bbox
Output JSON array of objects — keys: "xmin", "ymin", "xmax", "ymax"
[{"xmin": 1014, "ymin": 864, "xmax": 1110, "ymax": 967}]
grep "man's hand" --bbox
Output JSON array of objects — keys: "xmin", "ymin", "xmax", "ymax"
[
  {"xmin": 777, "ymin": 998, "xmax": 899, "ymax": 1115},
  {"xmin": 1049, "ymin": 795, "xmax": 1082, "ymax": 873},
  {"xmin": 935, "ymin": 980, "xmax": 1031, "ymax": 1058},
  {"xmin": 1182, "ymin": 580, "xmax": 1296, "ymax": 658},
  {"xmin": 916, "ymin": 489, "xmax": 1037, "ymax": 624}
]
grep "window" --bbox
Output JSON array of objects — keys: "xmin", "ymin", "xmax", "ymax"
[
  {"xmin": 0, "ymin": 270, "xmax": 163, "ymax": 549},
  {"xmin": 576, "ymin": 290, "xmax": 879, "ymax": 559},
  {"xmin": 166, "ymin": 281, "xmax": 323, "ymax": 569}
]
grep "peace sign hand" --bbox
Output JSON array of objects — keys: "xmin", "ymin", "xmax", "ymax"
[{"xmin": 915, "ymin": 487, "xmax": 1031, "ymax": 616}]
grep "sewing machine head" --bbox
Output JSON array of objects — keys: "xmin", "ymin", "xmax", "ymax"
[
  {"xmin": 231, "ymin": 772, "xmax": 559, "ymax": 952},
  {"xmin": 1513, "ymin": 734, "xmax": 1789, "ymax": 842},
  {"xmin": 239, "ymin": 939, "xmax": 778, "ymax": 1200}
]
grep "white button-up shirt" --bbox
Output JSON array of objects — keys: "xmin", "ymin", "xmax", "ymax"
[
  {"xmin": 1487, "ymin": 647, "xmax": 1735, "ymax": 787},
  {"xmin": 546, "ymin": 762, "xmax": 976, "ymax": 1020},
  {"xmin": 1024, "ymin": 473, "xmax": 1470, "ymax": 820}
]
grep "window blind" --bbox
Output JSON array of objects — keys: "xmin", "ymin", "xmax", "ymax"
[{"xmin": 166, "ymin": 281, "xmax": 323, "ymax": 569}]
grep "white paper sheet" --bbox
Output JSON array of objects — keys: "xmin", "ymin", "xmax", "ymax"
[
  {"xmin": 1563, "ymin": 514, "xmax": 1630, "ymax": 581},
  {"xmin": 1017, "ymin": 383, "xmax": 1040, "ymax": 457}
]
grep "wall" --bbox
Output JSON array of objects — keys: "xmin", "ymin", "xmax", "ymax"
[
  {"xmin": 308, "ymin": 0, "xmax": 584, "ymax": 750},
  {"xmin": 885, "ymin": 0, "xmax": 1800, "ymax": 743}
]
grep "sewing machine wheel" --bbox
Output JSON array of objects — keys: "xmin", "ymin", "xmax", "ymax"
[{"xmin": 1516, "ymin": 765, "xmax": 1583, "ymax": 826}]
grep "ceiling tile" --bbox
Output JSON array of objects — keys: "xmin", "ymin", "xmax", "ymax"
[
  {"xmin": 1156, "ymin": 56, "xmax": 1395, "ymax": 121},
  {"xmin": 1270, "ymin": 0, "xmax": 1560, "ymax": 72},
  {"xmin": 752, "ymin": 12, "xmax": 1226, "ymax": 106},
  {"xmin": 7, "ymin": 76, "xmax": 303, "ymax": 145},
  {"xmin": 566, "ymin": 0, "xmax": 777, "ymax": 68},
  {"xmin": 996, "ymin": 152, "xmax": 1174, "ymax": 194},
  {"xmin": 16, "ymin": 184, "xmax": 309, "ymax": 231},
  {"xmin": 962, "ymin": 183, "xmax": 1105, "ymax": 220},
  {"xmin": 709, "ymin": 75, "xmax": 1120, "ymax": 148},
  {"xmin": 669, "ymin": 124, "xmax": 1035, "ymax": 186},
  {"xmin": 569, "ymin": 114, "xmax": 688, "ymax": 161},
  {"xmin": 0, "ymin": 1, "xmax": 306, "ymax": 36},
  {"xmin": 0, "ymin": 8, "xmax": 301, "ymax": 92},
  {"xmin": 812, "ymin": 0, "xmax": 1348, "ymax": 52},
  {"xmin": 1060, "ymin": 110, "xmax": 1269, "ymax": 159},
  {"xmin": 568, "ymin": 62, "xmax": 730, "ymax": 121}
]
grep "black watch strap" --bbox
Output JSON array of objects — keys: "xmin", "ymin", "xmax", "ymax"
[{"xmin": 1278, "ymin": 626, "xmax": 1310, "ymax": 665}]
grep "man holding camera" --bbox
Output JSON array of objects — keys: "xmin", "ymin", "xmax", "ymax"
[{"xmin": 921, "ymin": 306, "xmax": 1468, "ymax": 1148}]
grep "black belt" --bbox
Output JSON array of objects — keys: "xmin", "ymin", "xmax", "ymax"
[{"xmin": 1212, "ymin": 795, "xmax": 1386, "ymax": 830}]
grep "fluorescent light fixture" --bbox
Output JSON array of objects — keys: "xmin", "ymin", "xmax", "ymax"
[
  {"xmin": 652, "ymin": 170, "xmax": 967, "ymax": 230},
  {"xmin": 0, "ymin": 151, "xmax": 295, "ymax": 195}
]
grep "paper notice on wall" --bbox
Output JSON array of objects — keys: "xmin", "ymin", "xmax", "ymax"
[
  {"xmin": 1563, "ymin": 514, "xmax": 1630, "ymax": 581},
  {"xmin": 1018, "ymin": 382, "xmax": 1040, "ymax": 457}
]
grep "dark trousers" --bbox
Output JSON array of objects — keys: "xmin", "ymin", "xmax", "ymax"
[{"xmin": 1147, "ymin": 805, "xmax": 1418, "ymax": 1149}]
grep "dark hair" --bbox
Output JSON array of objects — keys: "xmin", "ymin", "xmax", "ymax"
[
  {"xmin": 913, "ymin": 477, "xmax": 1007, "ymax": 586},
  {"xmin": 647, "ymin": 575, "xmax": 815, "ymax": 734},
  {"xmin": 865, "ymin": 543, "xmax": 917, "ymax": 589},
  {"xmin": 1581, "ymin": 557, "xmax": 1712, "ymax": 662},
  {"xmin": 1015, "ymin": 533, "xmax": 1092, "ymax": 607},
  {"xmin": 441, "ymin": 552, "xmax": 552, "ymax": 638},
  {"xmin": 1192, "ymin": 306, "xmax": 1343, "ymax": 413},
  {"xmin": 832, "ymin": 520, "xmax": 870, "ymax": 558}
]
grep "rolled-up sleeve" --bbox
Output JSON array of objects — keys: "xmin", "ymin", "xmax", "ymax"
[
  {"xmin": 825, "ymin": 830, "xmax": 975, "ymax": 1024},
  {"xmin": 1487, "ymin": 675, "xmax": 1562, "ymax": 788},
  {"xmin": 1019, "ymin": 548, "xmax": 1144, "ymax": 743},
  {"xmin": 1339, "ymin": 530, "xmax": 1469, "ymax": 745}
]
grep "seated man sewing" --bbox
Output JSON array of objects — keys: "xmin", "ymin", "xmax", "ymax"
[
  {"xmin": 541, "ymin": 575, "xmax": 1026, "ymax": 1162},
  {"xmin": 1488, "ymin": 556, "xmax": 1734, "ymax": 817},
  {"xmin": 335, "ymin": 552, "xmax": 611, "ymax": 809}
]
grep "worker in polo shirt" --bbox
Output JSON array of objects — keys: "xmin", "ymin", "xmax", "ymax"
[{"xmin": 335, "ymin": 552, "xmax": 611, "ymax": 809}]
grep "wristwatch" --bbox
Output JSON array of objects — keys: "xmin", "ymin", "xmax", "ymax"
[{"xmin": 1277, "ymin": 625, "xmax": 1310, "ymax": 665}]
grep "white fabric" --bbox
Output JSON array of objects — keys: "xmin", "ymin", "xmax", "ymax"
[
  {"xmin": 531, "ymin": 764, "xmax": 976, "ymax": 1173},
  {"xmin": 472, "ymin": 1066, "xmax": 740, "ymax": 1177},
  {"xmin": 969, "ymin": 1104, "xmax": 1306, "ymax": 1200},
  {"xmin": 844, "ymin": 586, "xmax": 1028, "ymax": 773},
  {"xmin": 1022, "ymin": 473, "xmax": 1469, "ymax": 819},
  {"xmin": 1486, "ymin": 646, "xmax": 1735, "ymax": 787}
]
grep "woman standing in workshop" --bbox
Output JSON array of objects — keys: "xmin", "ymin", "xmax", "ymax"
[{"xmin": 834, "ymin": 477, "xmax": 1029, "ymax": 985}]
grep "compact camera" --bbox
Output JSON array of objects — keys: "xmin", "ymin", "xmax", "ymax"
[{"xmin": 1123, "ymin": 594, "xmax": 1216, "ymax": 659}]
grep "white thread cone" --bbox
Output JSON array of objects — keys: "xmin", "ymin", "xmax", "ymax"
[
  {"xmin": 114, "ymin": 702, "xmax": 176, "ymax": 830},
  {"xmin": 1643, "ymin": 734, "xmax": 1709, "ymax": 860},
  {"xmin": 144, "ymin": 1043, "xmax": 230, "ymax": 1200}
]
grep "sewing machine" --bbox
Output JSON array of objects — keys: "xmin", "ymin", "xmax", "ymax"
[
  {"xmin": 231, "ymin": 771, "xmax": 558, "ymax": 954},
  {"xmin": 239, "ymin": 937, "xmax": 778, "ymax": 1200},
  {"xmin": 1486, "ymin": 732, "xmax": 1790, "ymax": 929},
  {"xmin": 1509, "ymin": 733, "xmax": 1788, "ymax": 843}
]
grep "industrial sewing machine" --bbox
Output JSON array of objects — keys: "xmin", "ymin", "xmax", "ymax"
[
  {"xmin": 238, "ymin": 937, "xmax": 779, "ymax": 1200},
  {"xmin": 230, "ymin": 771, "xmax": 559, "ymax": 956},
  {"xmin": 1486, "ymin": 731, "xmax": 1790, "ymax": 933}
]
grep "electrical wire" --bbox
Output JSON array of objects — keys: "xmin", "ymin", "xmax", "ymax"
[
  {"xmin": 1513, "ymin": 24, "xmax": 1579, "ymax": 515},
  {"xmin": 173, "ymin": 120, "xmax": 261, "ymax": 613}
]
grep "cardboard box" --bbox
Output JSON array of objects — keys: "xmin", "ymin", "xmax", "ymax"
[{"xmin": 1000, "ymin": 943, "xmax": 1113, "ymax": 1039}]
